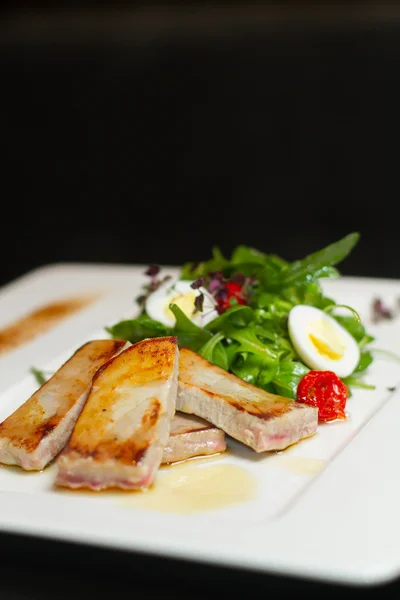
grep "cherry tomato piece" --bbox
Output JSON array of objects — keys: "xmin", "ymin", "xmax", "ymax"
[
  {"xmin": 217, "ymin": 281, "xmax": 246, "ymax": 312},
  {"xmin": 296, "ymin": 370, "xmax": 348, "ymax": 422}
]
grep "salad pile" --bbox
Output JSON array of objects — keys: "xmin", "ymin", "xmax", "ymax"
[{"xmin": 107, "ymin": 232, "xmax": 375, "ymax": 420}]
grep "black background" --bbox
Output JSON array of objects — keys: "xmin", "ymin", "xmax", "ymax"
[
  {"xmin": 1, "ymin": 3, "xmax": 400, "ymax": 598},
  {"xmin": 1, "ymin": 3, "xmax": 400, "ymax": 287}
]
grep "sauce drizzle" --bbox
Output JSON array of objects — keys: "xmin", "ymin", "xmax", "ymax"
[
  {"xmin": 0, "ymin": 296, "xmax": 95, "ymax": 355},
  {"xmin": 118, "ymin": 461, "xmax": 257, "ymax": 514}
]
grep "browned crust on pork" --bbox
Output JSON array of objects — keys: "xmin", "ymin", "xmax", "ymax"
[
  {"xmin": 0, "ymin": 339, "xmax": 127, "ymax": 453},
  {"xmin": 179, "ymin": 347, "xmax": 302, "ymax": 421},
  {"xmin": 59, "ymin": 337, "xmax": 178, "ymax": 466}
]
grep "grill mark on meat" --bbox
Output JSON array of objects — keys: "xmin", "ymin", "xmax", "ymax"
[
  {"xmin": 0, "ymin": 340, "xmax": 126, "ymax": 454},
  {"xmin": 0, "ymin": 339, "xmax": 128, "ymax": 470},
  {"xmin": 56, "ymin": 337, "xmax": 179, "ymax": 490},
  {"xmin": 141, "ymin": 399, "xmax": 161, "ymax": 428},
  {"xmin": 67, "ymin": 439, "xmax": 150, "ymax": 465},
  {"xmin": 177, "ymin": 348, "xmax": 318, "ymax": 452},
  {"xmin": 225, "ymin": 398, "xmax": 297, "ymax": 420},
  {"xmin": 34, "ymin": 417, "xmax": 59, "ymax": 440},
  {"xmin": 88, "ymin": 340, "xmax": 127, "ymax": 367},
  {"xmin": 185, "ymin": 383, "xmax": 295, "ymax": 421},
  {"xmin": 91, "ymin": 338, "xmax": 175, "ymax": 389},
  {"xmin": 65, "ymin": 398, "xmax": 162, "ymax": 465},
  {"xmin": 12, "ymin": 417, "xmax": 61, "ymax": 453}
]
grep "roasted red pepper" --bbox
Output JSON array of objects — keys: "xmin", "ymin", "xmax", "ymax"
[
  {"xmin": 296, "ymin": 370, "xmax": 348, "ymax": 422},
  {"xmin": 217, "ymin": 281, "xmax": 246, "ymax": 312}
]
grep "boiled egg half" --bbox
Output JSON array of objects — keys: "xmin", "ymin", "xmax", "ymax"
[
  {"xmin": 288, "ymin": 305, "xmax": 360, "ymax": 378},
  {"xmin": 145, "ymin": 278, "xmax": 218, "ymax": 328}
]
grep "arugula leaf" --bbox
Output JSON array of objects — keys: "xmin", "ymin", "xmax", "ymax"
[
  {"xmin": 353, "ymin": 351, "xmax": 373, "ymax": 374},
  {"xmin": 205, "ymin": 305, "xmax": 254, "ymax": 332},
  {"xmin": 212, "ymin": 342, "xmax": 230, "ymax": 370},
  {"xmin": 272, "ymin": 336, "xmax": 299, "ymax": 361},
  {"xmin": 198, "ymin": 332, "xmax": 228, "ymax": 370},
  {"xmin": 231, "ymin": 352, "xmax": 262, "ymax": 385},
  {"xmin": 257, "ymin": 359, "xmax": 280, "ymax": 389},
  {"xmin": 264, "ymin": 232, "xmax": 360, "ymax": 290},
  {"xmin": 169, "ymin": 304, "xmax": 212, "ymax": 350},
  {"xmin": 224, "ymin": 339, "xmax": 241, "ymax": 368},
  {"xmin": 181, "ymin": 247, "xmax": 229, "ymax": 280},
  {"xmin": 299, "ymin": 281, "xmax": 325, "ymax": 306},
  {"xmin": 230, "ymin": 245, "xmax": 267, "ymax": 266},
  {"xmin": 333, "ymin": 314, "xmax": 367, "ymax": 344},
  {"xmin": 230, "ymin": 350, "xmax": 279, "ymax": 387},
  {"xmin": 266, "ymin": 254, "xmax": 289, "ymax": 270},
  {"xmin": 253, "ymin": 322, "xmax": 279, "ymax": 343},
  {"xmin": 256, "ymin": 292, "xmax": 293, "ymax": 313},
  {"xmin": 271, "ymin": 361, "xmax": 309, "ymax": 399},
  {"xmin": 228, "ymin": 246, "xmax": 270, "ymax": 276},
  {"xmin": 342, "ymin": 376, "xmax": 375, "ymax": 390},
  {"xmin": 312, "ymin": 266, "xmax": 340, "ymax": 279},
  {"xmin": 30, "ymin": 367, "xmax": 50, "ymax": 386},
  {"xmin": 225, "ymin": 324, "xmax": 278, "ymax": 361},
  {"xmin": 106, "ymin": 314, "xmax": 170, "ymax": 343}
]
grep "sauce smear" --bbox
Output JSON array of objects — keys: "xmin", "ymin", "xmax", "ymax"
[
  {"xmin": 118, "ymin": 461, "xmax": 257, "ymax": 514},
  {"xmin": 0, "ymin": 296, "xmax": 94, "ymax": 355},
  {"xmin": 280, "ymin": 456, "xmax": 327, "ymax": 475}
]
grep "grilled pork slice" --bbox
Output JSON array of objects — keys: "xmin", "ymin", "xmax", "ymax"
[
  {"xmin": 177, "ymin": 348, "xmax": 318, "ymax": 452},
  {"xmin": 0, "ymin": 340, "xmax": 128, "ymax": 471},
  {"xmin": 162, "ymin": 412, "xmax": 226, "ymax": 464},
  {"xmin": 56, "ymin": 336, "xmax": 179, "ymax": 491}
]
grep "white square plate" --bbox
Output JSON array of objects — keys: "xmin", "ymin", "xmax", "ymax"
[{"xmin": 0, "ymin": 263, "xmax": 399, "ymax": 587}]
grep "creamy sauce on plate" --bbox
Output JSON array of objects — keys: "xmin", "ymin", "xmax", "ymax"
[
  {"xmin": 118, "ymin": 460, "xmax": 257, "ymax": 514},
  {"xmin": 279, "ymin": 456, "xmax": 327, "ymax": 475}
]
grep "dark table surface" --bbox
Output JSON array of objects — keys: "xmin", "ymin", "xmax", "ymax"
[
  {"xmin": 1, "ymin": 3, "xmax": 400, "ymax": 597},
  {"xmin": 0, "ymin": 530, "xmax": 398, "ymax": 599}
]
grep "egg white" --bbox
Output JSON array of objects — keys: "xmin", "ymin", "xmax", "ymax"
[
  {"xmin": 145, "ymin": 279, "xmax": 218, "ymax": 328},
  {"xmin": 288, "ymin": 305, "xmax": 360, "ymax": 378}
]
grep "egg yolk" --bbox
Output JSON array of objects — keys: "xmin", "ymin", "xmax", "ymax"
[
  {"xmin": 165, "ymin": 292, "xmax": 197, "ymax": 321},
  {"xmin": 308, "ymin": 319, "xmax": 346, "ymax": 361}
]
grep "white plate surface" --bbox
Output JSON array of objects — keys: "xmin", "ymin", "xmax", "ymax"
[{"xmin": 0, "ymin": 263, "xmax": 399, "ymax": 586}]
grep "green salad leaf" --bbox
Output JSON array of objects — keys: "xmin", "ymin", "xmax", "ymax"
[
  {"xmin": 106, "ymin": 313, "xmax": 171, "ymax": 343},
  {"xmin": 262, "ymin": 232, "xmax": 359, "ymax": 290},
  {"xmin": 198, "ymin": 331, "xmax": 228, "ymax": 370},
  {"xmin": 271, "ymin": 361, "xmax": 310, "ymax": 399},
  {"xmin": 181, "ymin": 246, "xmax": 229, "ymax": 280},
  {"xmin": 30, "ymin": 367, "xmax": 53, "ymax": 386},
  {"xmin": 30, "ymin": 367, "xmax": 49, "ymax": 386},
  {"xmin": 106, "ymin": 232, "xmax": 375, "ymax": 400},
  {"xmin": 169, "ymin": 304, "xmax": 212, "ymax": 350}
]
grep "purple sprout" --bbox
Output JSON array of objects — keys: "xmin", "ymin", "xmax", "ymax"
[
  {"xmin": 372, "ymin": 298, "xmax": 394, "ymax": 323},
  {"xmin": 215, "ymin": 287, "xmax": 228, "ymax": 305},
  {"xmin": 194, "ymin": 293, "xmax": 205, "ymax": 313},
  {"xmin": 209, "ymin": 278, "xmax": 223, "ymax": 294},
  {"xmin": 191, "ymin": 277, "xmax": 205, "ymax": 290},
  {"xmin": 144, "ymin": 264, "xmax": 160, "ymax": 278},
  {"xmin": 136, "ymin": 266, "xmax": 171, "ymax": 307}
]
